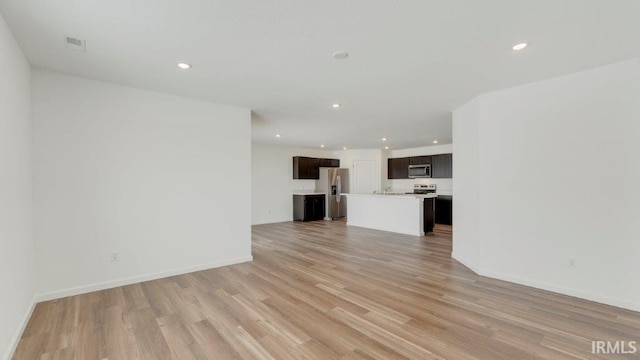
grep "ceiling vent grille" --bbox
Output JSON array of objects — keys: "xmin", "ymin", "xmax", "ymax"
[{"xmin": 65, "ymin": 36, "xmax": 86, "ymax": 52}]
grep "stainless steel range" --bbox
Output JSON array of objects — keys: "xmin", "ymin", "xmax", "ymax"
[
  {"xmin": 414, "ymin": 184, "xmax": 437, "ymax": 233},
  {"xmin": 414, "ymin": 184, "xmax": 436, "ymax": 194}
]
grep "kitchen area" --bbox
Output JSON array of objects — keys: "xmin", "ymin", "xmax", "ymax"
[
  {"xmin": 290, "ymin": 147, "xmax": 453, "ymax": 237},
  {"xmin": 345, "ymin": 184, "xmax": 438, "ymax": 236}
]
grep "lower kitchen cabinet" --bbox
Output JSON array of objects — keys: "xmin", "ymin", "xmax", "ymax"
[
  {"xmin": 423, "ymin": 198, "xmax": 435, "ymax": 233},
  {"xmin": 293, "ymin": 194, "xmax": 326, "ymax": 222},
  {"xmin": 435, "ymin": 195, "xmax": 452, "ymax": 225}
]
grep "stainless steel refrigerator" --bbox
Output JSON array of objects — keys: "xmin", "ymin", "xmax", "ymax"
[{"xmin": 316, "ymin": 168, "xmax": 349, "ymax": 220}]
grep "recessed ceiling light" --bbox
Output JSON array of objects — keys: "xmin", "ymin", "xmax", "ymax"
[
  {"xmin": 433, "ymin": 140, "xmax": 438, "ymax": 144},
  {"xmin": 320, "ymin": 144, "xmax": 325, "ymax": 148},
  {"xmin": 512, "ymin": 43, "xmax": 527, "ymax": 51},
  {"xmin": 275, "ymin": 134, "xmax": 281, "ymax": 138},
  {"xmin": 384, "ymin": 146, "xmax": 389, "ymax": 150},
  {"xmin": 332, "ymin": 51, "xmax": 349, "ymax": 59},
  {"xmin": 343, "ymin": 147, "xmax": 347, "ymax": 150},
  {"xmin": 177, "ymin": 62, "xmax": 191, "ymax": 69},
  {"xmin": 332, "ymin": 103, "xmax": 341, "ymax": 108},
  {"xmin": 382, "ymin": 138, "xmax": 387, "ymax": 142}
]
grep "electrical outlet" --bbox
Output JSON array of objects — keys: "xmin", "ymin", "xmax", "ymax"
[
  {"xmin": 568, "ymin": 258, "xmax": 576, "ymax": 269},
  {"xmin": 110, "ymin": 252, "xmax": 120, "ymax": 263}
]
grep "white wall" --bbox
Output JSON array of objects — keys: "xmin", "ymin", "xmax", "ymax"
[
  {"xmin": 385, "ymin": 144, "xmax": 454, "ymax": 194},
  {"xmin": 0, "ymin": 13, "xmax": 35, "ymax": 360},
  {"xmin": 451, "ymin": 99, "xmax": 480, "ymax": 271},
  {"xmin": 453, "ymin": 59, "xmax": 640, "ymax": 311},
  {"xmin": 251, "ymin": 144, "xmax": 329, "ymax": 224},
  {"xmin": 333, "ymin": 149, "xmax": 382, "ymax": 193},
  {"xmin": 32, "ymin": 70, "xmax": 252, "ymax": 300}
]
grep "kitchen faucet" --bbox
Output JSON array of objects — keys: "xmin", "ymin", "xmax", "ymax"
[{"xmin": 383, "ymin": 186, "xmax": 392, "ymax": 195}]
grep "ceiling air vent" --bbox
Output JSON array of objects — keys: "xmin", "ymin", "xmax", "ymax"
[{"xmin": 65, "ymin": 36, "xmax": 86, "ymax": 52}]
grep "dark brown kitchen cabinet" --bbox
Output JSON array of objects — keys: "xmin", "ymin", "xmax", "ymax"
[
  {"xmin": 308, "ymin": 158, "xmax": 320, "ymax": 179},
  {"xmin": 424, "ymin": 198, "xmax": 435, "ymax": 233},
  {"xmin": 409, "ymin": 156, "xmax": 432, "ymax": 165},
  {"xmin": 293, "ymin": 194, "xmax": 325, "ymax": 222},
  {"xmin": 293, "ymin": 157, "xmax": 319, "ymax": 179},
  {"xmin": 319, "ymin": 158, "xmax": 340, "ymax": 168},
  {"xmin": 388, "ymin": 153, "xmax": 452, "ymax": 179},
  {"xmin": 293, "ymin": 157, "xmax": 339, "ymax": 179},
  {"xmin": 435, "ymin": 195, "xmax": 452, "ymax": 225},
  {"xmin": 431, "ymin": 154, "xmax": 453, "ymax": 178},
  {"xmin": 388, "ymin": 157, "xmax": 410, "ymax": 179}
]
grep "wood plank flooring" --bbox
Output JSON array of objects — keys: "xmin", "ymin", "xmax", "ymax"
[{"xmin": 14, "ymin": 221, "xmax": 640, "ymax": 359}]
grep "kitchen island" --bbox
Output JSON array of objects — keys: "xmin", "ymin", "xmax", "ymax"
[{"xmin": 343, "ymin": 193, "xmax": 437, "ymax": 236}]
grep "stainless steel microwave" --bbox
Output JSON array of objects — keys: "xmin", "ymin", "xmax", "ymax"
[{"xmin": 408, "ymin": 164, "xmax": 431, "ymax": 178}]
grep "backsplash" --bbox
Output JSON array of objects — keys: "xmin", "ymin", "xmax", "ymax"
[
  {"xmin": 387, "ymin": 178, "xmax": 453, "ymax": 195},
  {"xmin": 291, "ymin": 180, "xmax": 317, "ymax": 190}
]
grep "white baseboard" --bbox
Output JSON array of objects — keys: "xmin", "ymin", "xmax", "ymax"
[
  {"xmin": 453, "ymin": 255, "xmax": 640, "ymax": 313},
  {"xmin": 3, "ymin": 296, "xmax": 36, "ymax": 360},
  {"xmin": 35, "ymin": 256, "xmax": 253, "ymax": 303},
  {"xmin": 252, "ymin": 218, "xmax": 292, "ymax": 225},
  {"xmin": 479, "ymin": 269, "xmax": 640, "ymax": 313},
  {"xmin": 451, "ymin": 252, "xmax": 481, "ymax": 274}
]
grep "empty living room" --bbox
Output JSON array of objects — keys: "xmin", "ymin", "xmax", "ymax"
[{"xmin": 1, "ymin": 1, "xmax": 639, "ymax": 359}]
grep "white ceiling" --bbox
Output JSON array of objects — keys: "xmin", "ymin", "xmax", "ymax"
[{"xmin": 1, "ymin": 0, "xmax": 639, "ymax": 150}]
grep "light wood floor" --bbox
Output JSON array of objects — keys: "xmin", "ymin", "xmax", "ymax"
[{"xmin": 14, "ymin": 221, "xmax": 640, "ymax": 359}]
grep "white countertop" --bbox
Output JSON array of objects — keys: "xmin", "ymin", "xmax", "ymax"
[
  {"xmin": 381, "ymin": 188, "xmax": 453, "ymax": 196},
  {"xmin": 345, "ymin": 193, "xmax": 437, "ymax": 199},
  {"xmin": 292, "ymin": 192, "xmax": 326, "ymax": 196}
]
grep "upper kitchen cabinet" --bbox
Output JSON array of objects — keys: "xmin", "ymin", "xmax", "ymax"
[
  {"xmin": 387, "ymin": 153, "xmax": 452, "ymax": 179},
  {"xmin": 319, "ymin": 158, "xmax": 340, "ymax": 168},
  {"xmin": 409, "ymin": 156, "xmax": 431, "ymax": 165},
  {"xmin": 293, "ymin": 157, "xmax": 319, "ymax": 179},
  {"xmin": 431, "ymin": 154, "xmax": 453, "ymax": 178},
  {"xmin": 293, "ymin": 157, "xmax": 340, "ymax": 179},
  {"xmin": 388, "ymin": 157, "xmax": 410, "ymax": 179}
]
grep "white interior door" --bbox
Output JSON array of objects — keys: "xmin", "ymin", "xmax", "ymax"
[{"xmin": 352, "ymin": 160, "xmax": 377, "ymax": 194}]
